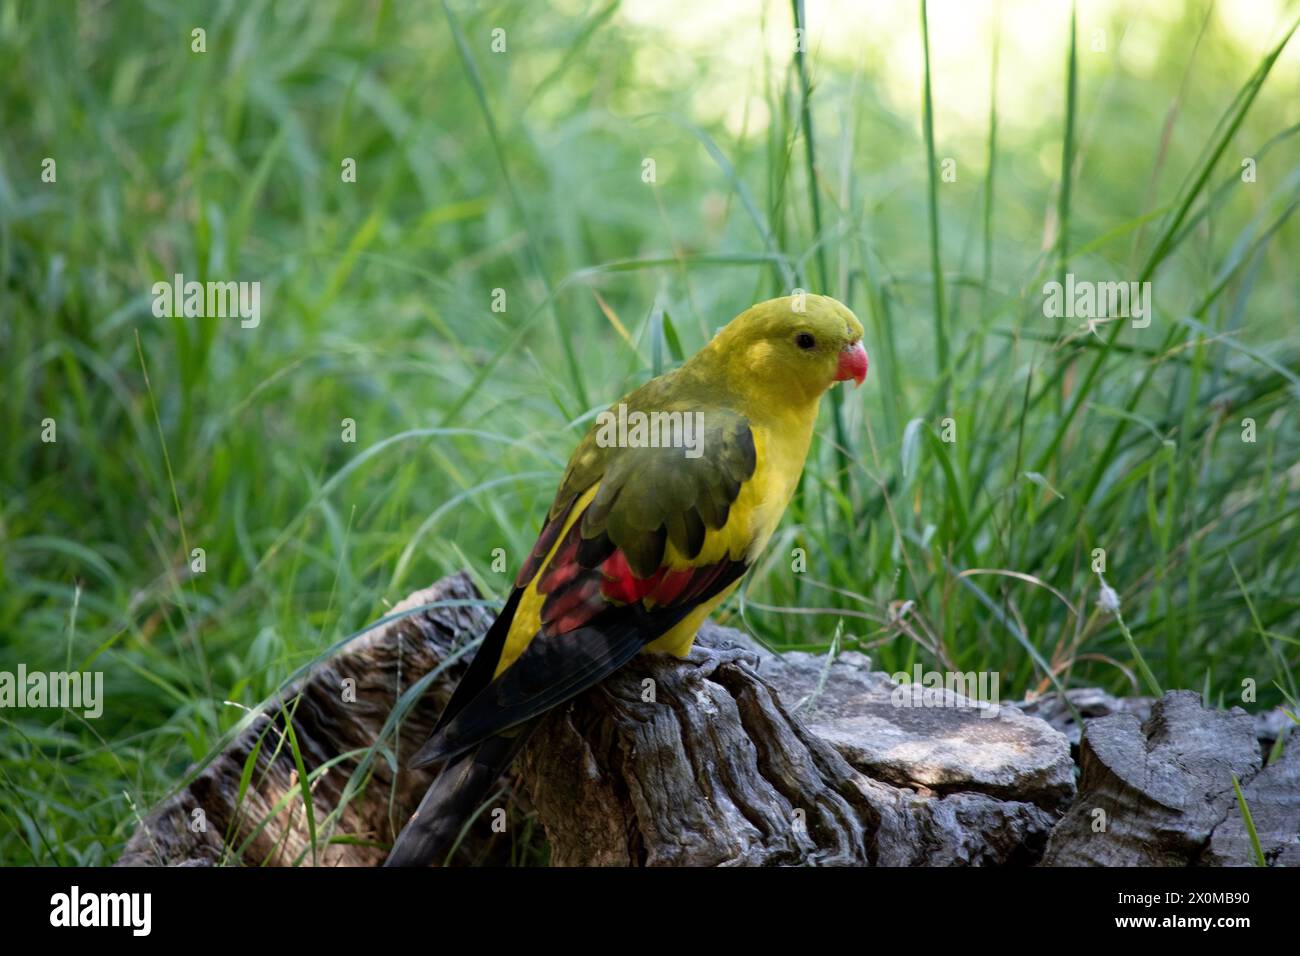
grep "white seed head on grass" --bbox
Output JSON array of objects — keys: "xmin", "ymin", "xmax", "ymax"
[{"xmin": 1097, "ymin": 575, "xmax": 1121, "ymax": 615}]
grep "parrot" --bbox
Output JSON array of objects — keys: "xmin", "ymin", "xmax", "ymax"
[{"xmin": 385, "ymin": 293, "xmax": 867, "ymax": 866}]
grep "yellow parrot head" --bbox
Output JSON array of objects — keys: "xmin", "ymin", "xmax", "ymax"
[{"xmin": 708, "ymin": 293, "xmax": 868, "ymax": 407}]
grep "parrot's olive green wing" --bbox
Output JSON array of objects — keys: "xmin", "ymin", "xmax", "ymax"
[
  {"xmin": 410, "ymin": 393, "xmax": 757, "ymax": 767},
  {"xmin": 514, "ymin": 369, "xmax": 753, "ymax": 584},
  {"xmin": 531, "ymin": 403, "xmax": 757, "ymax": 634}
]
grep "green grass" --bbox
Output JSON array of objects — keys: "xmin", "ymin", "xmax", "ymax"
[
  {"xmin": 1, "ymin": 0, "xmax": 1298, "ymax": 865},
  {"xmin": 1230, "ymin": 773, "xmax": 1268, "ymax": 867}
]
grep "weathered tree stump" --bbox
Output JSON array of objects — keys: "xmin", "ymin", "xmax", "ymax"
[
  {"xmin": 116, "ymin": 572, "xmax": 1294, "ymax": 867},
  {"xmin": 116, "ymin": 573, "xmax": 1070, "ymax": 866},
  {"xmin": 519, "ymin": 635, "xmax": 1071, "ymax": 865},
  {"xmin": 1040, "ymin": 691, "xmax": 1299, "ymax": 866}
]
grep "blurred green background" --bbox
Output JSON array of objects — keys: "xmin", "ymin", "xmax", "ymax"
[{"xmin": 1, "ymin": 0, "xmax": 1298, "ymax": 864}]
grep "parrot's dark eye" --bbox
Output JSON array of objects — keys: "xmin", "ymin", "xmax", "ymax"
[{"xmin": 795, "ymin": 332, "xmax": 816, "ymax": 350}]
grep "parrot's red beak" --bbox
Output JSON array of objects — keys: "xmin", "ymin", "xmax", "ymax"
[{"xmin": 835, "ymin": 341, "xmax": 868, "ymax": 388}]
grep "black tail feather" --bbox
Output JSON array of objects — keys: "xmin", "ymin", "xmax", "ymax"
[{"xmin": 384, "ymin": 726, "xmax": 533, "ymax": 867}]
